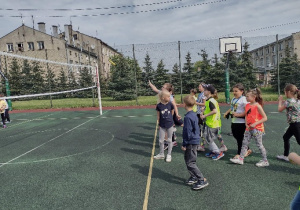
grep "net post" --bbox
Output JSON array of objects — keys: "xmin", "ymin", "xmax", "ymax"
[{"xmin": 95, "ymin": 64, "xmax": 102, "ymax": 115}]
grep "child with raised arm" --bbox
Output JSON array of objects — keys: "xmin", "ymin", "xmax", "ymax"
[
  {"xmin": 154, "ymin": 90, "xmax": 174, "ymax": 162},
  {"xmin": 277, "ymin": 84, "xmax": 300, "ymax": 162},
  {"xmin": 230, "ymin": 88, "xmax": 269, "ymax": 167},
  {"xmin": 181, "ymin": 95, "xmax": 208, "ymax": 190},
  {"xmin": 149, "ymin": 81, "xmax": 182, "ymax": 148},
  {"xmin": 201, "ymin": 84, "xmax": 224, "ymax": 160},
  {"xmin": 223, "ymin": 83, "xmax": 251, "ymax": 159}
]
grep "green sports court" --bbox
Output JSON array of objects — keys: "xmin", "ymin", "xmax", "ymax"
[{"xmin": 0, "ymin": 104, "xmax": 299, "ymax": 210}]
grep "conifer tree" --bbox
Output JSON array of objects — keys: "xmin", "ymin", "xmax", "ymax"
[
  {"xmin": 20, "ymin": 59, "xmax": 33, "ymax": 95},
  {"xmin": 171, "ymin": 63, "xmax": 181, "ymax": 94},
  {"xmin": 155, "ymin": 59, "xmax": 169, "ymax": 89},
  {"xmin": 31, "ymin": 61, "xmax": 45, "ymax": 94},
  {"xmin": 8, "ymin": 58, "xmax": 22, "ymax": 95},
  {"xmin": 142, "ymin": 53, "xmax": 155, "ymax": 95}
]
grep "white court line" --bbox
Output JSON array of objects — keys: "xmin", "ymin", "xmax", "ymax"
[{"xmin": 0, "ymin": 111, "xmax": 110, "ymax": 168}]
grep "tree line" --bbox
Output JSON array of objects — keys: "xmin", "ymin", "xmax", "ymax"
[{"xmin": 0, "ymin": 58, "xmax": 94, "ymax": 98}]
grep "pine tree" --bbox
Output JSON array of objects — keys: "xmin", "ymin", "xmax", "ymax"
[
  {"xmin": 108, "ymin": 55, "xmax": 136, "ymax": 100},
  {"xmin": 8, "ymin": 58, "xmax": 22, "ymax": 95},
  {"xmin": 56, "ymin": 68, "xmax": 68, "ymax": 98},
  {"xmin": 141, "ymin": 53, "xmax": 155, "ymax": 95},
  {"xmin": 20, "ymin": 59, "xmax": 33, "ymax": 95},
  {"xmin": 209, "ymin": 54, "xmax": 226, "ymax": 91},
  {"xmin": 31, "ymin": 61, "xmax": 45, "ymax": 95},
  {"xmin": 155, "ymin": 59, "xmax": 169, "ymax": 89},
  {"xmin": 198, "ymin": 50, "xmax": 213, "ymax": 85},
  {"xmin": 45, "ymin": 67, "xmax": 56, "ymax": 93},
  {"xmin": 171, "ymin": 63, "xmax": 181, "ymax": 94},
  {"xmin": 182, "ymin": 52, "xmax": 197, "ymax": 93}
]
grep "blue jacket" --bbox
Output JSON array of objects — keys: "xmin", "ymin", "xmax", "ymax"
[{"xmin": 182, "ymin": 111, "xmax": 200, "ymax": 147}]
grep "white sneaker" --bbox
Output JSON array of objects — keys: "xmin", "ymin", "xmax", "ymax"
[
  {"xmin": 154, "ymin": 153, "xmax": 165, "ymax": 159},
  {"xmin": 277, "ymin": 155, "xmax": 289, "ymax": 162},
  {"xmin": 230, "ymin": 158, "xmax": 244, "ymax": 165},
  {"xmin": 166, "ymin": 154, "xmax": 172, "ymax": 162},
  {"xmin": 256, "ymin": 160, "xmax": 269, "ymax": 167}
]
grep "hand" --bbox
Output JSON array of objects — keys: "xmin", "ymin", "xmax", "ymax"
[
  {"xmin": 181, "ymin": 146, "xmax": 186, "ymax": 151},
  {"xmin": 249, "ymin": 123, "xmax": 256, "ymax": 128},
  {"xmin": 177, "ymin": 114, "xmax": 182, "ymax": 120},
  {"xmin": 232, "ymin": 112, "xmax": 238, "ymax": 118},
  {"xmin": 278, "ymin": 95, "xmax": 283, "ymax": 101}
]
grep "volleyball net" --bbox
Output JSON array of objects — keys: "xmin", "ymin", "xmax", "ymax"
[{"xmin": 0, "ymin": 51, "xmax": 102, "ymax": 115}]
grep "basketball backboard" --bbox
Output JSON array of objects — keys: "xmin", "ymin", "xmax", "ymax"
[{"xmin": 219, "ymin": 36, "xmax": 242, "ymax": 54}]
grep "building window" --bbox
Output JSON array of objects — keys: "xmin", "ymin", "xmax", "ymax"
[
  {"xmin": 17, "ymin": 43, "xmax": 24, "ymax": 51},
  {"xmin": 7, "ymin": 43, "xmax": 13, "ymax": 52},
  {"xmin": 37, "ymin": 41, "xmax": 44, "ymax": 50},
  {"xmin": 73, "ymin": 34, "xmax": 78, "ymax": 40},
  {"xmin": 75, "ymin": 52, "xmax": 77, "ymax": 57},
  {"xmin": 279, "ymin": 42, "xmax": 283, "ymax": 51},
  {"xmin": 272, "ymin": 45, "xmax": 276, "ymax": 53},
  {"xmin": 28, "ymin": 42, "xmax": 34, "ymax": 50},
  {"xmin": 288, "ymin": 40, "xmax": 292, "ymax": 48},
  {"xmin": 272, "ymin": 55, "xmax": 276, "ymax": 65},
  {"xmin": 260, "ymin": 58, "xmax": 263, "ymax": 67},
  {"xmin": 266, "ymin": 56, "xmax": 270, "ymax": 66},
  {"xmin": 265, "ymin": 47, "xmax": 269, "ymax": 55},
  {"xmin": 69, "ymin": 50, "xmax": 72, "ymax": 56},
  {"xmin": 260, "ymin": 49, "xmax": 263, "ymax": 56}
]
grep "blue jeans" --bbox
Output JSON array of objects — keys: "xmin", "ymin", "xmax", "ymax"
[{"xmin": 291, "ymin": 189, "xmax": 300, "ymax": 210}]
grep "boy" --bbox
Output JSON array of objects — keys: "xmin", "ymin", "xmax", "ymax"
[{"xmin": 181, "ymin": 95, "xmax": 208, "ymax": 190}]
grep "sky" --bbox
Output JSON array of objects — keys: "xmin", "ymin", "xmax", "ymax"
[{"xmin": 0, "ymin": 0, "xmax": 300, "ymax": 69}]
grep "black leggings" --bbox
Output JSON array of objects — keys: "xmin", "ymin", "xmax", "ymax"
[
  {"xmin": 231, "ymin": 123, "xmax": 246, "ymax": 155},
  {"xmin": 283, "ymin": 122, "xmax": 300, "ymax": 156},
  {"xmin": 1, "ymin": 113, "xmax": 5, "ymax": 125}
]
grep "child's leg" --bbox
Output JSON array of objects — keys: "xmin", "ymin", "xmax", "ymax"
[
  {"xmin": 5, "ymin": 109, "xmax": 10, "ymax": 122},
  {"xmin": 232, "ymin": 123, "xmax": 246, "ymax": 155},
  {"xmin": 158, "ymin": 128, "xmax": 167, "ymax": 155},
  {"xmin": 1, "ymin": 113, "xmax": 5, "ymax": 125},
  {"xmin": 184, "ymin": 145, "xmax": 204, "ymax": 180},
  {"xmin": 283, "ymin": 124, "xmax": 294, "ymax": 156},
  {"xmin": 291, "ymin": 122, "xmax": 300, "ymax": 146},
  {"xmin": 204, "ymin": 127, "xmax": 220, "ymax": 154},
  {"xmin": 240, "ymin": 130, "xmax": 252, "ymax": 159},
  {"xmin": 253, "ymin": 130, "xmax": 267, "ymax": 161},
  {"xmin": 166, "ymin": 127, "xmax": 174, "ymax": 155}
]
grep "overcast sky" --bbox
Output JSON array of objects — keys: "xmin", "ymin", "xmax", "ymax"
[{"xmin": 0, "ymin": 0, "xmax": 299, "ymax": 68}]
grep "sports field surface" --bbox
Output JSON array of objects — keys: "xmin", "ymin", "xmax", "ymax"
[{"xmin": 0, "ymin": 104, "xmax": 299, "ymax": 210}]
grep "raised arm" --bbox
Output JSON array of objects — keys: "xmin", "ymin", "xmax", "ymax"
[
  {"xmin": 278, "ymin": 95, "xmax": 286, "ymax": 112},
  {"xmin": 149, "ymin": 80, "xmax": 160, "ymax": 94}
]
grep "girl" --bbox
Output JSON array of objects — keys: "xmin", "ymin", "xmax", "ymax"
[
  {"xmin": 149, "ymin": 81, "xmax": 182, "ymax": 148},
  {"xmin": 224, "ymin": 83, "xmax": 251, "ymax": 159},
  {"xmin": 277, "ymin": 84, "xmax": 300, "ymax": 162},
  {"xmin": 196, "ymin": 83, "xmax": 206, "ymax": 151},
  {"xmin": 230, "ymin": 88, "xmax": 269, "ymax": 167},
  {"xmin": 154, "ymin": 90, "xmax": 174, "ymax": 162},
  {"xmin": 0, "ymin": 94, "xmax": 7, "ymax": 128},
  {"xmin": 200, "ymin": 84, "xmax": 224, "ymax": 160}
]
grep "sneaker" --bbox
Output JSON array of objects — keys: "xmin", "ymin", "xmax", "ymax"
[
  {"xmin": 212, "ymin": 152, "xmax": 224, "ymax": 160},
  {"xmin": 219, "ymin": 145, "xmax": 228, "ymax": 152},
  {"xmin": 205, "ymin": 152, "xmax": 215, "ymax": 158},
  {"xmin": 185, "ymin": 177, "xmax": 198, "ymax": 185},
  {"xmin": 197, "ymin": 145, "xmax": 205, "ymax": 152},
  {"xmin": 277, "ymin": 155, "xmax": 289, "ymax": 162},
  {"xmin": 244, "ymin": 149, "xmax": 252, "ymax": 157},
  {"xmin": 230, "ymin": 157, "xmax": 244, "ymax": 165},
  {"xmin": 227, "ymin": 132, "xmax": 233, "ymax": 136},
  {"xmin": 256, "ymin": 160, "xmax": 269, "ymax": 167},
  {"xmin": 154, "ymin": 153, "xmax": 165, "ymax": 159},
  {"xmin": 232, "ymin": 154, "xmax": 240, "ymax": 159},
  {"xmin": 166, "ymin": 154, "xmax": 172, "ymax": 162},
  {"xmin": 3, "ymin": 125, "xmax": 7, "ymax": 129},
  {"xmin": 192, "ymin": 179, "xmax": 209, "ymax": 190}
]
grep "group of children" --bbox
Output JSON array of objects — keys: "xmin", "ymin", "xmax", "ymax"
[
  {"xmin": 150, "ymin": 81, "xmax": 300, "ymax": 192},
  {"xmin": 0, "ymin": 93, "xmax": 10, "ymax": 128}
]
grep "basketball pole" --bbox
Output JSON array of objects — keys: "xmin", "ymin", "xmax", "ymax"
[{"xmin": 225, "ymin": 51, "xmax": 231, "ymax": 104}]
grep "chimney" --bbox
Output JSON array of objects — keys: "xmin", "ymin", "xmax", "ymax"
[
  {"xmin": 64, "ymin": 24, "xmax": 72, "ymax": 44},
  {"xmin": 52, "ymin": 25, "xmax": 58, "ymax": 37},
  {"xmin": 38, "ymin": 22, "xmax": 46, "ymax": 33}
]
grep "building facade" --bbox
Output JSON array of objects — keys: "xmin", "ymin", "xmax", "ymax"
[
  {"xmin": 250, "ymin": 31, "xmax": 300, "ymax": 86},
  {"xmin": 0, "ymin": 22, "xmax": 119, "ymax": 81}
]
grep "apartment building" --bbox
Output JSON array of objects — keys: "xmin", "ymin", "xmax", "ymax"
[
  {"xmin": 250, "ymin": 31, "xmax": 300, "ymax": 86},
  {"xmin": 0, "ymin": 22, "xmax": 119, "ymax": 80}
]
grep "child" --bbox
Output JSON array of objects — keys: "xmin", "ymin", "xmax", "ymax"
[
  {"xmin": 0, "ymin": 94, "xmax": 7, "ymax": 128},
  {"xmin": 190, "ymin": 88, "xmax": 197, "ymax": 113},
  {"xmin": 277, "ymin": 84, "xmax": 300, "ymax": 162},
  {"xmin": 149, "ymin": 81, "xmax": 182, "ymax": 148},
  {"xmin": 288, "ymin": 152, "xmax": 300, "ymax": 209},
  {"xmin": 196, "ymin": 83, "xmax": 206, "ymax": 151},
  {"xmin": 200, "ymin": 84, "xmax": 224, "ymax": 160},
  {"xmin": 224, "ymin": 83, "xmax": 251, "ymax": 159},
  {"xmin": 0, "ymin": 93, "xmax": 10, "ymax": 123},
  {"xmin": 230, "ymin": 88, "xmax": 269, "ymax": 167},
  {"xmin": 154, "ymin": 90, "xmax": 174, "ymax": 162},
  {"xmin": 181, "ymin": 95, "xmax": 208, "ymax": 190}
]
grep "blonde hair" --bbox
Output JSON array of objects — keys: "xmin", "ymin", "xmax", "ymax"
[
  {"xmin": 285, "ymin": 84, "xmax": 300, "ymax": 100},
  {"xmin": 183, "ymin": 95, "xmax": 196, "ymax": 108},
  {"xmin": 158, "ymin": 90, "xmax": 170, "ymax": 101}
]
